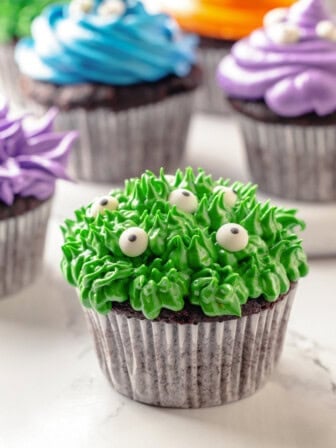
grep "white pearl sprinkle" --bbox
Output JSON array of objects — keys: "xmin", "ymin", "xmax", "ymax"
[
  {"xmin": 69, "ymin": 0, "xmax": 93, "ymax": 15},
  {"xmin": 316, "ymin": 20, "xmax": 336, "ymax": 41},
  {"xmin": 267, "ymin": 23, "xmax": 300, "ymax": 45},
  {"xmin": 263, "ymin": 8, "xmax": 288, "ymax": 28},
  {"xmin": 98, "ymin": 0, "xmax": 126, "ymax": 17}
]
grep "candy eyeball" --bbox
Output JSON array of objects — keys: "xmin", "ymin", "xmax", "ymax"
[
  {"xmin": 119, "ymin": 227, "xmax": 148, "ymax": 257},
  {"xmin": 213, "ymin": 185, "xmax": 238, "ymax": 208},
  {"xmin": 267, "ymin": 23, "xmax": 300, "ymax": 44},
  {"xmin": 263, "ymin": 8, "xmax": 288, "ymax": 27},
  {"xmin": 316, "ymin": 20, "xmax": 336, "ymax": 41},
  {"xmin": 164, "ymin": 174, "xmax": 176, "ymax": 186},
  {"xmin": 90, "ymin": 196, "xmax": 119, "ymax": 217},
  {"xmin": 98, "ymin": 0, "xmax": 126, "ymax": 17},
  {"xmin": 69, "ymin": 0, "xmax": 93, "ymax": 15},
  {"xmin": 216, "ymin": 223, "xmax": 249, "ymax": 252},
  {"xmin": 169, "ymin": 189, "xmax": 198, "ymax": 213}
]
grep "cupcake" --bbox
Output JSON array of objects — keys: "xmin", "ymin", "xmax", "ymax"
[
  {"xmin": 61, "ymin": 167, "xmax": 308, "ymax": 408},
  {"xmin": 0, "ymin": 100, "xmax": 77, "ymax": 298},
  {"xmin": 158, "ymin": 0, "xmax": 294, "ymax": 114},
  {"xmin": 0, "ymin": 0, "xmax": 69, "ymax": 108},
  {"xmin": 218, "ymin": 0, "xmax": 336, "ymax": 202},
  {"xmin": 15, "ymin": 0, "xmax": 201, "ymax": 183}
]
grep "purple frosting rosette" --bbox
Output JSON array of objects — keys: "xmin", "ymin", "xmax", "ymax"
[
  {"xmin": 0, "ymin": 100, "xmax": 77, "ymax": 205},
  {"xmin": 217, "ymin": 0, "xmax": 336, "ymax": 117}
]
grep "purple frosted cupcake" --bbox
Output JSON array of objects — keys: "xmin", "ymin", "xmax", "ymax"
[
  {"xmin": 0, "ymin": 101, "xmax": 77, "ymax": 298},
  {"xmin": 15, "ymin": 0, "xmax": 201, "ymax": 183},
  {"xmin": 217, "ymin": 0, "xmax": 336, "ymax": 202},
  {"xmin": 61, "ymin": 168, "xmax": 308, "ymax": 408}
]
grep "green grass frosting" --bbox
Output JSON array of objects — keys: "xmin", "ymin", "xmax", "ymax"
[
  {"xmin": 0, "ymin": 1, "xmax": 68, "ymax": 43},
  {"xmin": 61, "ymin": 168, "xmax": 309, "ymax": 319}
]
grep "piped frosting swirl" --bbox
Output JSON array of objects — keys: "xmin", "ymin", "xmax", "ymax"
[
  {"xmin": 0, "ymin": 101, "xmax": 77, "ymax": 206},
  {"xmin": 217, "ymin": 0, "xmax": 336, "ymax": 117},
  {"xmin": 15, "ymin": 0, "xmax": 198, "ymax": 85}
]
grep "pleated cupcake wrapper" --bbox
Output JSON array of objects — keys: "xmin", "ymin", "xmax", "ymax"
[
  {"xmin": 32, "ymin": 92, "xmax": 195, "ymax": 183},
  {"xmin": 0, "ymin": 199, "xmax": 52, "ymax": 298},
  {"xmin": 84, "ymin": 287, "xmax": 296, "ymax": 408},
  {"xmin": 238, "ymin": 114, "xmax": 336, "ymax": 202},
  {"xmin": 0, "ymin": 43, "xmax": 23, "ymax": 109},
  {"xmin": 196, "ymin": 46, "xmax": 232, "ymax": 115}
]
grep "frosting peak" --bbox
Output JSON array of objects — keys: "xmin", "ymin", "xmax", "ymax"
[
  {"xmin": 217, "ymin": 0, "xmax": 336, "ymax": 117},
  {"xmin": 0, "ymin": 101, "xmax": 77, "ymax": 206},
  {"xmin": 15, "ymin": 0, "xmax": 198, "ymax": 85}
]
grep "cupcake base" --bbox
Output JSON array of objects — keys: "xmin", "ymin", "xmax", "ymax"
[
  {"xmin": 0, "ymin": 197, "xmax": 52, "ymax": 298},
  {"xmin": 56, "ymin": 92, "xmax": 195, "ymax": 182},
  {"xmin": 21, "ymin": 68, "xmax": 201, "ymax": 182},
  {"xmin": 196, "ymin": 38, "xmax": 233, "ymax": 115},
  {"xmin": 230, "ymin": 99, "xmax": 336, "ymax": 201},
  {"xmin": 85, "ymin": 284, "xmax": 296, "ymax": 408}
]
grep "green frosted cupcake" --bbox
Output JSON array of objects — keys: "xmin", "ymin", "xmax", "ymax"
[{"xmin": 61, "ymin": 168, "xmax": 308, "ymax": 408}]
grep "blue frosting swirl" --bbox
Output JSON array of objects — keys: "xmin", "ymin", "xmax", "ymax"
[{"xmin": 15, "ymin": 0, "xmax": 198, "ymax": 85}]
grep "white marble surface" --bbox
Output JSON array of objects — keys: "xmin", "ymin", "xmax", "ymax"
[{"xmin": 0, "ymin": 116, "xmax": 335, "ymax": 448}]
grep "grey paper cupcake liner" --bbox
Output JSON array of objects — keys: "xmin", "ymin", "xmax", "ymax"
[
  {"xmin": 196, "ymin": 46, "xmax": 232, "ymax": 115},
  {"xmin": 45, "ymin": 92, "xmax": 195, "ymax": 183},
  {"xmin": 0, "ymin": 199, "xmax": 52, "ymax": 298},
  {"xmin": 85, "ymin": 286, "xmax": 296, "ymax": 408},
  {"xmin": 238, "ymin": 114, "xmax": 336, "ymax": 201},
  {"xmin": 0, "ymin": 43, "xmax": 22, "ymax": 109}
]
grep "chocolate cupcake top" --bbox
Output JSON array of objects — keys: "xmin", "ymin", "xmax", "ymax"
[
  {"xmin": 217, "ymin": 0, "xmax": 336, "ymax": 117},
  {"xmin": 15, "ymin": 0, "xmax": 198, "ymax": 85},
  {"xmin": 61, "ymin": 168, "xmax": 308, "ymax": 319},
  {"xmin": 0, "ymin": 101, "xmax": 77, "ymax": 206},
  {"xmin": 0, "ymin": 0, "xmax": 69, "ymax": 43}
]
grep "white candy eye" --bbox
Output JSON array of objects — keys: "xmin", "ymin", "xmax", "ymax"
[
  {"xmin": 164, "ymin": 174, "xmax": 176, "ymax": 186},
  {"xmin": 263, "ymin": 8, "xmax": 288, "ymax": 27},
  {"xmin": 69, "ymin": 0, "xmax": 93, "ymax": 15},
  {"xmin": 98, "ymin": 0, "xmax": 126, "ymax": 17},
  {"xmin": 91, "ymin": 196, "xmax": 119, "ymax": 217},
  {"xmin": 169, "ymin": 189, "xmax": 198, "ymax": 213},
  {"xmin": 216, "ymin": 223, "xmax": 249, "ymax": 253},
  {"xmin": 267, "ymin": 23, "xmax": 300, "ymax": 44},
  {"xmin": 213, "ymin": 186, "xmax": 238, "ymax": 208},
  {"xmin": 316, "ymin": 20, "xmax": 336, "ymax": 41},
  {"xmin": 119, "ymin": 227, "xmax": 148, "ymax": 257}
]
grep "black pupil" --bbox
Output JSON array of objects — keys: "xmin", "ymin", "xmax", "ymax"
[
  {"xmin": 182, "ymin": 191, "xmax": 190, "ymax": 197},
  {"xmin": 128, "ymin": 234, "xmax": 137, "ymax": 242},
  {"xmin": 100, "ymin": 198, "xmax": 109, "ymax": 206},
  {"xmin": 231, "ymin": 227, "xmax": 239, "ymax": 235}
]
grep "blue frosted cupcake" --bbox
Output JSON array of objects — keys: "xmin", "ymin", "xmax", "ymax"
[{"xmin": 15, "ymin": 0, "xmax": 201, "ymax": 182}]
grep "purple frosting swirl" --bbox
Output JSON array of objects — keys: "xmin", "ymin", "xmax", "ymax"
[
  {"xmin": 217, "ymin": 0, "xmax": 336, "ymax": 117},
  {"xmin": 0, "ymin": 101, "xmax": 77, "ymax": 205}
]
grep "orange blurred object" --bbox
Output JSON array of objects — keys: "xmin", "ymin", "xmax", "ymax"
[{"xmin": 162, "ymin": 0, "xmax": 295, "ymax": 40}]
